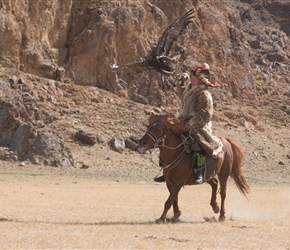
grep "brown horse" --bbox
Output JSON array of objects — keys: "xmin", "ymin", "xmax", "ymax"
[{"xmin": 138, "ymin": 113, "xmax": 250, "ymax": 223}]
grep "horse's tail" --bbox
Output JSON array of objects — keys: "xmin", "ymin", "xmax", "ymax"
[{"xmin": 226, "ymin": 138, "xmax": 251, "ymax": 198}]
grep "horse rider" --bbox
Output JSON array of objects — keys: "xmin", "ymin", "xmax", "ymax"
[{"xmin": 155, "ymin": 63, "xmax": 223, "ymax": 184}]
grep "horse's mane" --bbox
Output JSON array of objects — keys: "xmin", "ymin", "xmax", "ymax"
[{"xmin": 148, "ymin": 112, "xmax": 184, "ymax": 134}]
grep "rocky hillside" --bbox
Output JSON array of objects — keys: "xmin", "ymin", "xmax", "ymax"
[{"xmin": 0, "ymin": 1, "xmax": 289, "ymax": 174}]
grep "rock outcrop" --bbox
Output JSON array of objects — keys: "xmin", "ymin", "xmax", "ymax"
[{"xmin": 0, "ymin": 69, "xmax": 74, "ymax": 167}]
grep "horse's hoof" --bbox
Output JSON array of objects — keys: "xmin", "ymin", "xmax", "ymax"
[
  {"xmin": 213, "ymin": 205, "xmax": 219, "ymax": 214},
  {"xmin": 155, "ymin": 218, "xmax": 165, "ymax": 224},
  {"xmin": 169, "ymin": 217, "xmax": 180, "ymax": 223},
  {"xmin": 218, "ymin": 215, "xmax": 226, "ymax": 222}
]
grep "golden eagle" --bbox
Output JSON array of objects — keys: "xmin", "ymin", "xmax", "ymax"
[{"xmin": 110, "ymin": 9, "xmax": 195, "ymax": 75}]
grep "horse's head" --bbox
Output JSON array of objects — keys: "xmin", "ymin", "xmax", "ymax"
[
  {"xmin": 138, "ymin": 113, "xmax": 168, "ymax": 151},
  {"xmin": 138, "ymin": 113, "xmax": 184, "ymax": 151}
]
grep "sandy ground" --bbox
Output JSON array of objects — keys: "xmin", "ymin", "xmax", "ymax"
[{"xmin": 0, "ymin": 163, "xmax": 289, "ymax": 249}]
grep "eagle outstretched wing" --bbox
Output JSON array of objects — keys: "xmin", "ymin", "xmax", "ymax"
[
  {"xmin": 110, "ymin": 8, "xmax": 195, "ymax": 75},
  {"xmin": 152, "ymin": 8, "xmax": 195, "ymax": 57}
]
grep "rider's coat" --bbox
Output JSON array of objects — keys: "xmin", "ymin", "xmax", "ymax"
[{"xmin": 178, "ymin": 81, "xmax": 222, "ymax": 156}]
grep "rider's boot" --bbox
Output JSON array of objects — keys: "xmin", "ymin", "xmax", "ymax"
[
  {"xmin": 194, "ymin": 166, "xmax": 204, "ymax": 184},
  {"xmin": 154, "ymin": 175, "xmax": 165, "ymax": 182},
  {"xmin": 193, "ymin": 151, "xmax": 205, "ymax": 185}
]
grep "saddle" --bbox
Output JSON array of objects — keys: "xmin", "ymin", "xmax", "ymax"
[
  {"xmin": 191, "ymin": 144, "xmax": 215, "ymax": 178},
  {"xmin": 182, "ymin": 135, "xmax": 216, "ymax": 180}
]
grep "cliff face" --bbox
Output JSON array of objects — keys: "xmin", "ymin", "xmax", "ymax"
[
  {"xmin": 0, "ymin": 1, "xmax": 72, "ymax": 77},
  {"xmin": 0, "ymin": 0, "xmax": 289, "ymax": 106}
]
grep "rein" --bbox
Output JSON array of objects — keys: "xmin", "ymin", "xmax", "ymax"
[{"xmin": 162, "ymin": 148, "xmax": 186, "ymax": 169}]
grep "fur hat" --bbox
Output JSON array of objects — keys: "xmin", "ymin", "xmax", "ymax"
[{"xmin": 191, "ymin": 63, "xmax": 220, "ymax": 87}]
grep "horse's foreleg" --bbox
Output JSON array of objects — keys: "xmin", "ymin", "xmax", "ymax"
[
  {"xmin": 171, "ymin": 196, "xmax": 181, "ymax": 222},
  {"xmin": 155, "ymin": 182, "xmax": 183, "ymax": 224},
  {"xmin": 207, "ymin": 177, "xmax": 219, "ymax": 214},
  {"xmin": 155, "ymin": 196, "xmax": 173, "ymax": 224}
]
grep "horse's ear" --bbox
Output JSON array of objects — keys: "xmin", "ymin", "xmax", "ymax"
[
  {"xmin": 148, "ymin": 112, "xmax": 156, "ymax": 124},
  {"xmin": 164, "ymin": 113, "xmax": 172, "ymax": 124}
]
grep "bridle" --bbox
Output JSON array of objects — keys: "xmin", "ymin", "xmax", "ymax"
[
  {"xmin": 145, "ymin": 121, "xmax": 167, "ymax": 148},
  {"xmin": 144, "ymin": 120, "xmax": 189, "ymax": 170},
  {"xmin": 144, "ymin": 121, "xmax": 188, "ymax": 150}
]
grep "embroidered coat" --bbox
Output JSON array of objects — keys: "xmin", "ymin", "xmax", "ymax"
[
  {"xmin": 179, "ymin": 84, "xmax": 213, "ymax": 132},
  {"xmin": 177, "ymin": 81, "xmax": 222, "ymax": 156}
]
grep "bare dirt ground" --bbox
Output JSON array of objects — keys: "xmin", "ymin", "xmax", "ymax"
[
  {"xmin": 0, "ymin": 166, "xmax": 289, "ymax": 249},
  {"xmin": 0, "ymin": 148, "xmax": 289, "ymax": 249}
]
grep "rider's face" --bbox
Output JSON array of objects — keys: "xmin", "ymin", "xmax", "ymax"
[{"xmin": 190, "ymin": 74, "xmax": 200, "ymax": 87}]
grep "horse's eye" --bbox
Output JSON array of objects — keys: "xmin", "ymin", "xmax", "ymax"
[{"xmin": 157, "ymin": 128, "xmax": 164, "ymax": 134}]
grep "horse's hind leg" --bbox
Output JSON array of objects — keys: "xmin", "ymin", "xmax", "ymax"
[
  {"xmin": 207, "ymin": 177, "xmax": 219, "ymax": 214},
  {"xmin": 218, "ymin": 177, "xmax": 228, "ymax": 222}
]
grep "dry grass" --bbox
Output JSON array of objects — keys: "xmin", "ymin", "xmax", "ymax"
[{"xmin": 0, "ymin": 165, "xmax": 289, "ymax": 249}]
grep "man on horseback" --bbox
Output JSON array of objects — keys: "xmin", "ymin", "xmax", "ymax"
[{"xmin": 155, "ymin": 63, "xmax": 223, "ymax": 184}]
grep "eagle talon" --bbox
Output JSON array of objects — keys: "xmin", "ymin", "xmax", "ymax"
[{"xmin": 110, "ymin": 64, "xmax": 119, "ymax": 69}]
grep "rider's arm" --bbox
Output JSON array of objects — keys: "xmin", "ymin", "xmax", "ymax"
[{"xmin": 175, "ymin": 73, "xmax": 190, "ymax": 96}]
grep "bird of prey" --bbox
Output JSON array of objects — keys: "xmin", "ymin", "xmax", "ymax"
[{"xmin": 110, "ymin": 8, "xmax": 195, "ymax": 76}]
